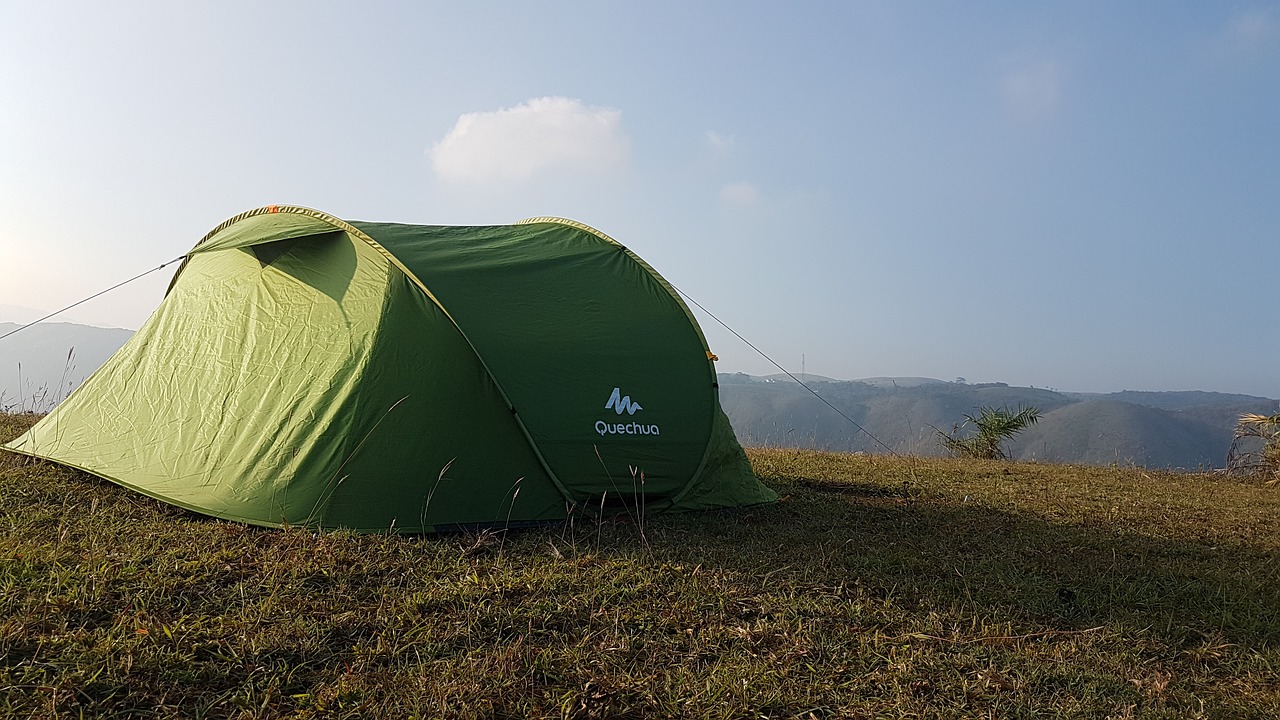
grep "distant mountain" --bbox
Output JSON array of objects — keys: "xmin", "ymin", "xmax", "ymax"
[
  {"xmin": 719, "ymin": 374, "xmax": 1278, "ymax": 470},
  {"xmin": 720, "ymin": 372, "xmax": 947, "ymax": 388},
  {"xmin": 1009, "ymin": 399, "xmax": 1229, "ymax": 469},
  {"xmin": 0, "ymin": 322, "xmax": 134, "ymax": 412},
  {"xmin": 1062, "ymin": 389, "xmax": 1271, "ymax": 410},
  {"xmin": 0, "ymin": 305, "xmax": 48, "ymax": 324},
  {"xmin": 720, "ymin": 378, "xmax": 1075, "ymax": 455},
  {"xmin": 850, "ymin": 376, "xmax": 950, "ymax": 389}
]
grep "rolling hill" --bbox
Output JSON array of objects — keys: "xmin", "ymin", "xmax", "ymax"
[
  {"xmin": 0, "ymin": 322, "xmax": 134, "ymax": 412},
  {"xmin": 719, "ymin": 374, "xmax": 1278, "ymax": 469}
]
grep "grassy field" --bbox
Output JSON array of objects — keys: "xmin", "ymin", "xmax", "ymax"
[{"xmin": 2, "ymin": 412, "xmax": 1278, "ymax": 719}]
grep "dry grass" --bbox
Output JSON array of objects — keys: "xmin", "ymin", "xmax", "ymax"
[{"xmin": 1, "ymin": 416, "xmax": 1278, "ymax": 718}]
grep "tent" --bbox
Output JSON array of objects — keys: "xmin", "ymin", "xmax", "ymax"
[{"xmin": 3, "ymin": 206, "xmax": 776, "ymax": 532}]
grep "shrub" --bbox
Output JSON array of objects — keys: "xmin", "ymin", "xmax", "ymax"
[
  {"xmin": 938, "ymin": 405, "xmax": 1041, "ymax": 460},
  {"xmin": 1226, "ymin": 413, "xmax": 1280, "ymax": 483}
]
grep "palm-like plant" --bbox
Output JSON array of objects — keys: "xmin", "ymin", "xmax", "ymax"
[
  {"xmin": 938, "ymin": 405, "xmax": 1041, "ymax": 460},
  {"xmin": 1226, "ymin": 413, "xmax": 1280, "ymax": 483}
]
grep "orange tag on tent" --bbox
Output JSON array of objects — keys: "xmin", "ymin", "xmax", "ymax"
[
  {"xmin": 267, "ymin": 205, "xmax": 279, "ymax": 213},
  {"xmin": 706, "ymin": 351, "xmax": 718, "ymax": 361}
]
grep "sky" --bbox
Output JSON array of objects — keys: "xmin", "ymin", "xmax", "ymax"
[{"xmin": 1, "ymin": 2, "xmax": 1278, "ymax": 396}]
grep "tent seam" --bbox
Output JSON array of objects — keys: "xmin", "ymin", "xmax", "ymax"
[
  {"xmin": 179, "ymin": 206, "xmax": 577, "ymax": 505},
  {"xmin": 516, "ymin": 216, "xmax": 725, "ymax": 505}
]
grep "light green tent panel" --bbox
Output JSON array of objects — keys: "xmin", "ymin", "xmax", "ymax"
[{"xmin": 4, "ymin": 206, "xmax": 776, "ymax": 531}]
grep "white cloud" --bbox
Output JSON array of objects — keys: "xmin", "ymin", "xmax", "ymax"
[
  {"xmin": 1207, "ymin": 8, "xmax": 1280, "ymax": 60},
  {"xmin": 718, "ymin": 181, "xmax": 759, "ymax": 206},
  {"xmin": 705, "ymin": 130, "xmax": 735, "ymax": 156},
  {"xmin": 1001, "ymin": 60, "xmax": 1062, "ymax": 122},
  {"xmin": 1198, "ymin": 9, "xmax": 1279, "ymax": 70},
  {"xmin": 1223, "ymin": 8, "xmax": 1277, "ymax": 50},
  {"xmin": 430, "ymin": 97, "xmax": 630, "ymax": 184}
]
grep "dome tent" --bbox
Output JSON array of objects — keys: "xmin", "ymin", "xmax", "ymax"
[{"xmin": 4, "ymin": 206, "xmax": 776, "ymax": 532}]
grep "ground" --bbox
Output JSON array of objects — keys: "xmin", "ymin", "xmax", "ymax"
[{"xmin": 1, "ymin": 413, "xmax": 1277, "ymax": 718}]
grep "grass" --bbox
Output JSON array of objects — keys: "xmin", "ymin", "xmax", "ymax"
[
  {"xmin": 0, "ymin": 349, "xmax": 81, "ymax": 415},
  {"xmin": 1, "ymin": 412, "xmax": 1278, "ymax": 718}
]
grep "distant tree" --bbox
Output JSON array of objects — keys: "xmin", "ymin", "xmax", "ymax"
[
  {"xmin": 954, "ymin": 377, "xmax": 967, "ymax": 385},
  {"xmin": 938, "ymin": 405, "xmax": 1041, "ymax": 460}
]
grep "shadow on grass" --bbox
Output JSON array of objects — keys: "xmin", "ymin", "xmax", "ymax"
[
  {"xmin": 638, "ymin": 475, "xmax": 1278, "ymax": 651},
  {"xmin": 5, "ymin": 442, "xmax": 1273, "ymax": 653}
]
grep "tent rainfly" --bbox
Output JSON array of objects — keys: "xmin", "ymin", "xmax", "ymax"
[{"xmin": 4, "ymin": 206, "xmax": 776, "ymax": 532}]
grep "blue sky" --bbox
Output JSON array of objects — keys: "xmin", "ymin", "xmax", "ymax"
[{"xmin": 1, "ymin": 2, "xmax": 1277, "ymax": 396}]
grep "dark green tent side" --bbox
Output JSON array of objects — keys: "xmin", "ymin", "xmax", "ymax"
[{"xmin": 3, "ymin": 206, "xmax": 776, "ymax": 531}]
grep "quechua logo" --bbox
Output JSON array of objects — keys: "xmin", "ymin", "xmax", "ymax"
[
  {"xmin": 604, "ymin": 387, "xmax": 643, "ymax": 415},
  {"xmin": 595, "ymin": 387, "xmax": 660, "ymax": 437}
]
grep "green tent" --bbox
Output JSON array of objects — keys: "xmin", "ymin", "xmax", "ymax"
[{"xmin": 4, "ymin": 206, "xmax": 775, "ymax": 532}]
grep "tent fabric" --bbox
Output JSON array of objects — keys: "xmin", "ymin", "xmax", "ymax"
[{"xmin": 4, "ymin": 206, "xmax": 776, "ymax": 532}]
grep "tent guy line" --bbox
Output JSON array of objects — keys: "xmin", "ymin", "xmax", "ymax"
[
  {"xmin": 0, "ymin": 255, "xmax": 188, "ymax": 343},
  {"xmin": 671, "ymin": 284, "xmax": 901, "ymax": 457}
]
